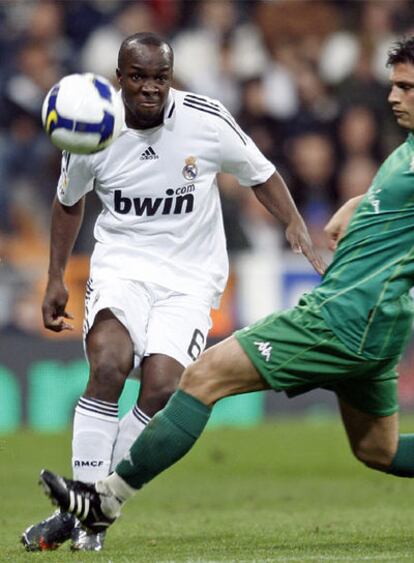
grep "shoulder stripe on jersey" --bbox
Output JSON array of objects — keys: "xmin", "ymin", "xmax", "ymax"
[
  {"xmin": 184, "ymin": 95, "xmax": 248, "ymax": 143},
  {"xmin": 184, "ymin": 94, "xmax": 241, "ymax": 128},
  {"xmin": 62, "ymin": 150, "xmax": 71, "ymax": 169},
  {"xmin": 184, "ymin": 94, "xmax": 242, "ymax": 131},
  {"xmin": 167, "ymin": 102, "xmax": 175, "ymax": 118},
  {"xmin": 185, "ymin": 93, "xmax": 220, "ymax": 109},
  {"xmin": 183, "ymin": 100, "xmax": 247, "ymax": 145}
]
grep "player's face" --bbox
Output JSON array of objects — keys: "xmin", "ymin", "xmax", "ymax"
[
  {"xmin": 117, "ymin": 43, "xmax": 173, "ymax": 129},
  {"xmin": 388, "ymin": 62, "xmax": 414, "ymax": 131}
]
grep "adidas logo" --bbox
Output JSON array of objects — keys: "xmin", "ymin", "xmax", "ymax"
[{"xmin": 140, "ymin": 146, "xmax": 159, "ymax": 160}]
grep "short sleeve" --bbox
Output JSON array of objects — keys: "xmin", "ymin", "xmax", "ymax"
[
  {"xmin": 57, "ymin": 151, "xmax": 95, "ymax": 206},
  {"xmin": 216, "ymin": 102, "xmax": 276, "ymax": 186}
]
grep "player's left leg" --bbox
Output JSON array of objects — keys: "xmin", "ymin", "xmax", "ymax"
[
  {"xmin": 339, "ymin": 400, "xmax": 414, "ymax": 476},
  {"xmin": 110, "ymin": 287, "xmax": 212, "ymax": 470},
  {"xmin": 110, "ymin": 355, "xmax": 184, "ymax": 469}
]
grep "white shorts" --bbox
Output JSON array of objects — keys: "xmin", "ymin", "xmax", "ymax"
[{"xmin": 83, "ymin": 279, "xmax": 212, "ymax": 368}]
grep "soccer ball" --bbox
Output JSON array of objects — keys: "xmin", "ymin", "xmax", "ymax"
[{"xmin": 41, "ymin": 73, "xmax": 124, "ymax": 154}]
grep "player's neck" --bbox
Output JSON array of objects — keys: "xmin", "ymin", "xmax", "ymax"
[{"xmin": 126, "ymin": 112, "xmax": 164, "ymax": 130}]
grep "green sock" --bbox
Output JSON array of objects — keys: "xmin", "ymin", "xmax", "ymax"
[
  {"xmin": 388, "ymin": 434, "xmax": 414, "ymax": 477},
  {"xmin": 116, "ymin": 389, "xmax": 211, "ymax": 489}
]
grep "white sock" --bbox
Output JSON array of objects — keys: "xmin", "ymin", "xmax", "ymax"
[
  {"xmin": 110, "ymin": 405, "xmax": 151, "ymax": 472},
  {"xmin": 96, "ymin": 473, "xmax": 137, "ymax": 518},
  {"xmin": 72, "ymin": 396, "xmax": 119, "ymax": 482}
]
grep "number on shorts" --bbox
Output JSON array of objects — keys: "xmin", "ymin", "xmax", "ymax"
[{"xmin": 187, "ymin": 328, "xmax": 205, "ymax": 361}]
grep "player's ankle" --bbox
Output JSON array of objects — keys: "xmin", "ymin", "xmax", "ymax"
[{"xmin": 97, "ymin": 472, "xmax": 137, "ymax": 510}]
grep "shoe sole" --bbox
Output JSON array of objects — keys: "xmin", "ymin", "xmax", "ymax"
[
  {"xmin": 29, "ymin": 473, "xmax": 62, "ymax": 551},
  {"xmin": 70, "ymin": 544, "xmax": 104, "ymax": 552},
  {"xmin": 20, "ymin": 531, "xmax": 59, "ymax": 552},
  {"xmin": 21, "ymin": 533, "xmax": 40, "ymax": 552}
]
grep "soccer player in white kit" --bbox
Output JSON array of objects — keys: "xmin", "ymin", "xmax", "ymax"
[{"xmin": 22, "ymin": 32, "xmax": 324, "ymax": 552}]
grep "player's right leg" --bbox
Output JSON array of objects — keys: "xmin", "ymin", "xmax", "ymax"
[
  {"xmin": 335, "ymin": 365, "xmax": 414, "ymax": 477},
  {"xmin": 339, "ymin": 399, "xmax": 399, "ymax": 471},
  {"xmin": 22, "ymin": 309, "xmax": 134, "ymax": 552},
  {"xmin": 73, "ymin": 308, "xmax": 134, "ymax": 480},
  {"xmin": 21, "ymin": 511, "xmax": 75, "ymax": 552},
  {"xmin": 70, "ymin": 308, "xmax": 134, "ymax": 551},
  {"xmin": 339, "ymin": 396, "xmax": 414, "ymax": 478}
]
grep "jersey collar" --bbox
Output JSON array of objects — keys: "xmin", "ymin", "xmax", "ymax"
[{"xmin": 163, "ymin": 89, "xmax": 176, "ymax": 129}]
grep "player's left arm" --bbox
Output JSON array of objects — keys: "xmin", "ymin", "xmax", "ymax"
[
  {"xmin": 252, "ymin": 173, "xmax": 326, "ymax": 275},
  {"xmin": 213, "ymin": 100, "xmax": 325, "ymax": 274}
]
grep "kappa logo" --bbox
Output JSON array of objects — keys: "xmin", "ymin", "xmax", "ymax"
[
  {"xmin": 58, "ymin": 150, "xmax": 71, "ymax": 195},
  {"xmin": 367, "ymin": 183, "xmax": 381, "ymax": 214},
  {"xmin": 140, "ymin": 146, "xmax": 159, "ymax": 160},
  {"xmin": 124, "ymin": 450, "xmax": 133, "ymax": 467},
  {"xmin": 254, "ymin": 341, "xmax": 272, "ymax": 362}
]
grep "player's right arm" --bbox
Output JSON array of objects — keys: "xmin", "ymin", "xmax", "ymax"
[
  {"xmin": 324, "ymin": 195, "xmax": 364, "ymax": 251},
  {"xmin": 42, "ymin": 197, "xmax": 85, "ymax": 332},
  {"xmin": 42, "ymin": 151, "xmax": 94, "ymax": 332}
]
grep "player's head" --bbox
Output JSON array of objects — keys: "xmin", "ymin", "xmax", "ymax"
[
  {"xmin": 387, "ymin": 36, "xmax": 414, "ymax": 67},
  {"xmin": 116, "ymin": 32, "xmax": 173, "ymax": 129},
  {"xmin": 387, "ymin": 36, "xmax": 414, "ymax": 131}
]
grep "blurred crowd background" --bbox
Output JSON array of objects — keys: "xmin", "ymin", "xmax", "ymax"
[{"xmin": 1, "ymin": 0, "xmax": 413, "ymax": 338}]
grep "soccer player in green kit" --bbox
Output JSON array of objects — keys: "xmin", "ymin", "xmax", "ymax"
[{"xmin": 40, "ymin": 36, "xmax": 414, "ymax": 531}]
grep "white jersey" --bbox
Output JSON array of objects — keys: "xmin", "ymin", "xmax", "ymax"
[{"xmin": 57, "ymin": 88, "xmax": 275, "ymax": 308}]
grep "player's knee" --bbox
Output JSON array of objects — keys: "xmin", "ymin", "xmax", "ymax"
[
  {"xmin": 86, "ymin": 357, "xmax": 128, "ymax": 401},
  {"xmin": 140, "ymin": 378, "xmax": 179, "ymax": 415},
  {"xmin": 180, "ymin": 353, "xmax": 224, "ymax": 406},
  {"xmin": 352, "ymin": 440, "xmax": 395, "ymax": 471}
]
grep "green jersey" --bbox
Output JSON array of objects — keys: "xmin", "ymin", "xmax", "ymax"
[{"xmin": 313, "ymin": 134, "xmax": 414, "ymax": 360}]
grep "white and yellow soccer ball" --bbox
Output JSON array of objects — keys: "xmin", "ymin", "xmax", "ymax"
[{"xmin": 41, "ymin": 73, "xmax": 124, "ymax": 154}]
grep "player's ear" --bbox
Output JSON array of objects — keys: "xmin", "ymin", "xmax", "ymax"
[{"xmin": 116, "ymin": 68, "xmax": 122, "ymax": 87}]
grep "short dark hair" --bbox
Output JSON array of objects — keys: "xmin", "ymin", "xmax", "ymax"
[
  {"xmin": 118, "ymin": 32, "xmax": 174, "ymax": 68},
  {"xmin": 387, "ymin": 36, "xmax": 414, "ymax": 67}
]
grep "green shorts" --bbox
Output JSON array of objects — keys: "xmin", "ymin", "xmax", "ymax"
[{"xmin": 235, "ymin": 295, "xmax": 400, "ymax": 417}]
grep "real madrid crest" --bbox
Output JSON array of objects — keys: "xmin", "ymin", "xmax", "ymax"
[
  {"xmin": 58, "ymin": 173, "xmax": 69, "ymax": 195},
  {"xmin": 182, "ymin": 156, "xmax": 198, "ymax": 180},
  {"xmin": 59, "ymin": 151, "xmax": 70, "ymax": 194}
]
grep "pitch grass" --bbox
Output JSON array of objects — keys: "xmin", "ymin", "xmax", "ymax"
[{"xmin": 2, "ymin": 417, "xmax": 414, "ymax": 562}]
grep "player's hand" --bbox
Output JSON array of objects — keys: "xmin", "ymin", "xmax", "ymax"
[
  {"xmin": 42, "ymin": 278, "xmax": 74, "ymax": 332},
  {"xmin": 324, "ymin": 196, "xmax": 363, "ymax": 252},
  {"xmin": 285, "ymin": 217, "xmax": 326, "ymax": 276}
]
